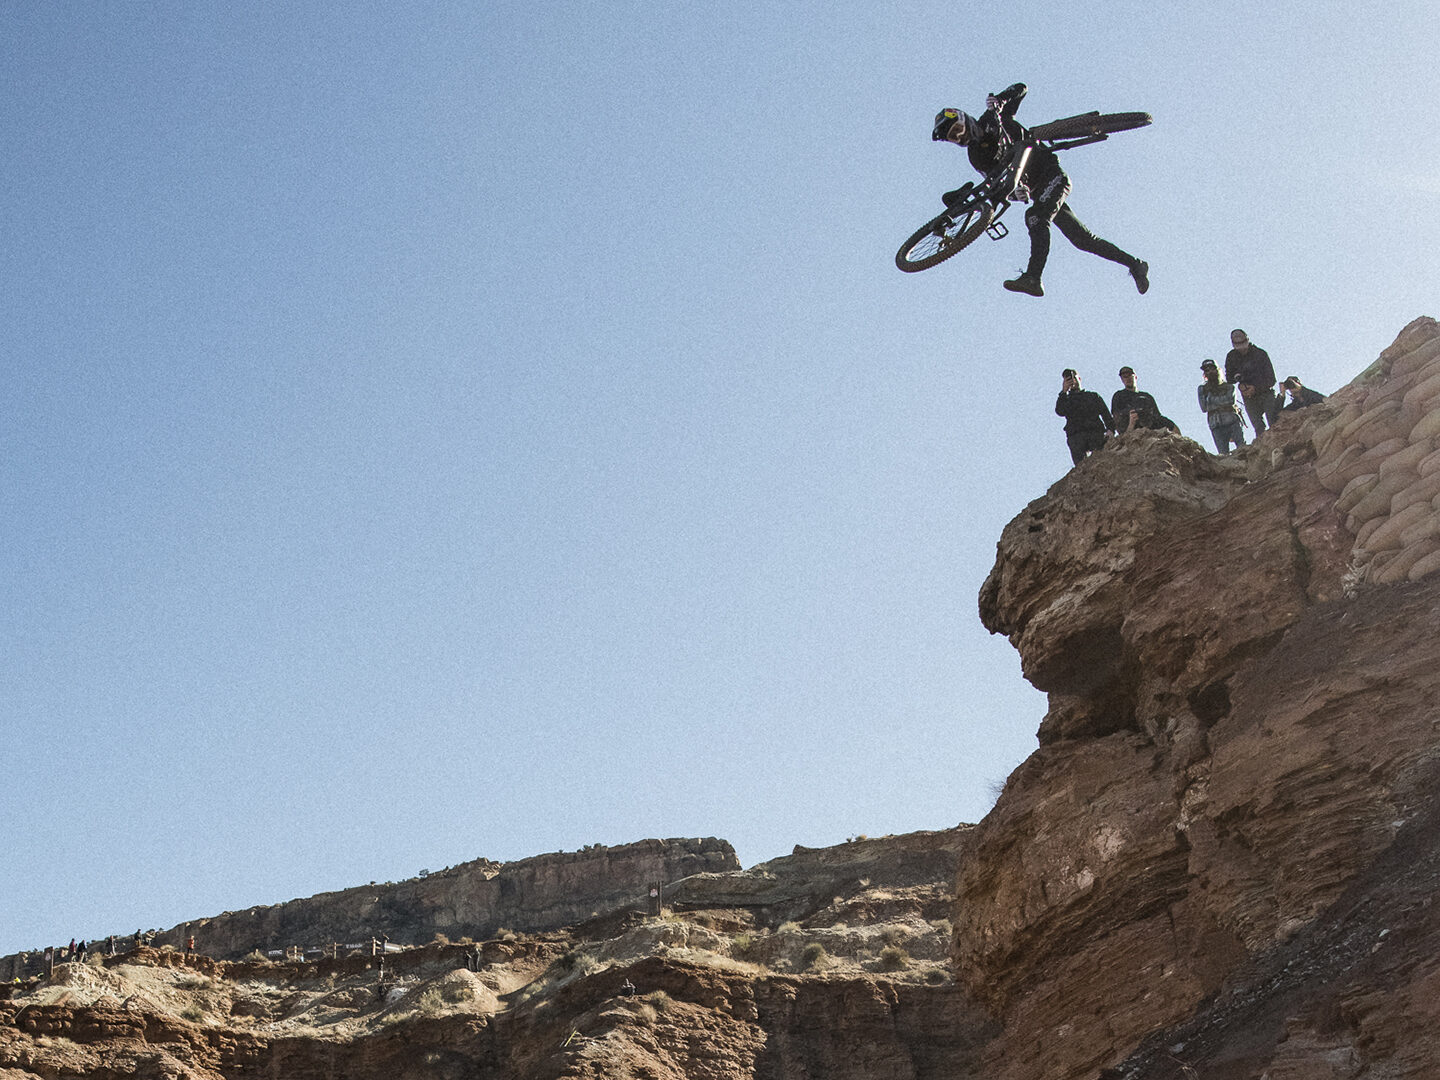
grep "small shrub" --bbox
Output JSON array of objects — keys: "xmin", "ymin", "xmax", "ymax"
[
  {"xmin": 929, "ymin": 918, "xmax": 953, "ymax": 937},
  {"xmin": 880, "ymin": 926, "xmax": 910, "ymax": 946},
  {"xmin": 497, "ymin": 928, "xmax": 518, "ymax": 943},
  {"xmin": 180, "ymin": 1006, "xmax": 204, "ymax": 1022},
  {"xmin": 175, "ymin": 976, "xmax": 209, "ymax": 990},
  {"xmin": 924, "ymin": 968, "xmax": 948, "ymax": 985},
  {"xmin": 443, "ymin": 982, "xmax": 476, "ymax": 1004},
  {"xmin": 242, "ymin": 950, "xmax": 269, "ymax": 963},
  {"xmin": 634, "ymin": 1001, "xmax": 658, "ymax": 1026},
  {"xmin": 641, "ymin": 989, "xmax": 670, "ymax": 1013},
  {"xmin": 512, "ymin": 977, "xmax": 553, "ymax": 1008},
  {"xmin": 777, "ymin": 921, "xmax": 801, "ymax": 935},
  {"xmin": 799, "ymin": 943, "xmax": 828, "ymax": 971},
  {"xmin": 416, "ymin": 987, "xmax": 446, "ymax": 1016},
  {"xmin": 731, "ymin": 933, "xmax": 754, "ymax": 954},
  {"xmin": 431, "ymin": 933, "xmax": 450, "ymax": 946},
  {"xmin": 878, "ymin": 946, "xmax": 910, "ymax": 971}
]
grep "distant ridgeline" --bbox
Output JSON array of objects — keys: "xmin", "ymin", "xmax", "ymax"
[{"xmin": 4, "ymin": 838, "xmax": 736, "ymax": 969}]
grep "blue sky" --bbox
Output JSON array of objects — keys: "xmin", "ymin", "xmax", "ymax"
[{"xmin": 2, "ymin": 1, "xmax": 1436, "ymax": 955}]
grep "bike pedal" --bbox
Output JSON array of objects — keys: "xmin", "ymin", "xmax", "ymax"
[{"xmin": 986, "ymin": 220, "xmax": 1009, "ymax": 241}]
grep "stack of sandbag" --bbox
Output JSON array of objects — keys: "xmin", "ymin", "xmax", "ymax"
[{"xmin": 1312, "ymin": 317, "xmax": 1440, "ymax": 585}]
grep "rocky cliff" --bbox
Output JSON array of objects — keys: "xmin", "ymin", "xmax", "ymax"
[
  {"xmin": 0, "ymin": 838, "xmax": 736, "ymax": 975},
  {"xmin": 0, "ymin": 830, "xmax": 973, "ymax": 1080},
  {"xmin": 958, "ymin": 315, "xmax": 1440, "ymax": 1079},
  {"xmin": 5, "ymin": 319, "xmax": 1439, "ymax": 1080},
  {"xmin": 154, "ymin": 837, "xmax": 739, "ymax": 961}
]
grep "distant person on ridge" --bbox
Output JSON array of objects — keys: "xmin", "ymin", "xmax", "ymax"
[
  {"xmin": 932, "ymin": 82, "xmax": 1149, "ymax": 297},
  {"xmin": 1055, "ymin": 368, "xmax": 1115, "ymax": 465}
]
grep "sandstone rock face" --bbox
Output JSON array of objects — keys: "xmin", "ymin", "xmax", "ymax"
[
  {"xmin": 961, "ymin": 316, "xmax": 1440, "ymax": 1080},
  {"xmin": 668, "ymin": 827, "xmax": 970, "ymax": 926},
  {"xmin": 75, "ymin": 838, "xmax": 735, "ymax": 964},
  {"xmin": 0, "ymin": 829, "xmax": 982, "ymax": 1080}
]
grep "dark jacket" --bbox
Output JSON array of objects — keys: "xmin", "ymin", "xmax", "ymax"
[
  {"xmin": 1282, "ymin": 386, "xmax": 1326, "ymax": 410},
  {"xmin": 1224, "ymin": 344, "xmax": 1276, "ymax": 390},
  {"xmin": 1110, "ymin": 387, "xmax": 1178, "ymax": 432},
  {"xmin": 1056, "ymin": 388, "xmax": 1114, "ymax": 435},
  {"xmin": 965, "ymin": 82, "xmax": 1063, "ymax": 187}
]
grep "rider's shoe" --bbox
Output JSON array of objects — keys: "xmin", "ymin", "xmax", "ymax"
[
  {"xmin": 1131, "ymin": 260, "xmax": 1150, "ymax": 295},
  {"xmin": 1003, "ymin": 272, "xmax": 1044, "ymax": 297}
]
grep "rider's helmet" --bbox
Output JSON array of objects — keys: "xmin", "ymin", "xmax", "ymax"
[{"xmin": 932, "ymin": 108, "xmax": 976, "ymax": 144}]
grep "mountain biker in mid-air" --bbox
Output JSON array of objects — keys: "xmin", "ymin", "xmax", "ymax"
[{"xmin": 932, "ymin": 82, "xmax": 1149, "ymax": 298}]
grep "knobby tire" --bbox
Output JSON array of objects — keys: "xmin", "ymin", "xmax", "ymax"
[
  {"xmin": 895, "ymin": 200, "xmax": 996, "ymax": 273},
  {"xmin": 1028, "ymin": 111, "xmax": 1152, "ymax": 141}
]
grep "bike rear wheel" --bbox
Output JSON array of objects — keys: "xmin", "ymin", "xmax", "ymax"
[
  {"xmin": 895, "ymin": 199, "xmax": 996, "ymax": 272},
  {"xmin": 1028, "ymin": 111, "xmax": 1152, "ymax": 141}
]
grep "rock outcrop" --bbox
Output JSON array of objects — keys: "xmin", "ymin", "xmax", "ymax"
[
  {"xmin": 0, "ymin": 838, "xmax": 735, "ymax": 971},
  {"xmin": 0, "ymin": 830, "xmax": 974, "ymax": 1080},
  {"xmin": 164, "ymin": 837, "xmax": 737, "ymax": 960},
  {"xmin": 6, "ymin": 319, "xmax": 1439, "ymax": 1080},
  {"xmin": 960, "ymin": 316, "xmax": 1440, "ymax": 1079}
]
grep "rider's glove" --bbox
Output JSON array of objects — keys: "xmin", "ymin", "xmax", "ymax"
[
  {"xmin": 985, "ymin": 94, "xmax": 1000, "ymax": 112},
  {"xmin": 1011, "ymin": 183, "xmax": 1030, "ymax": 203}
]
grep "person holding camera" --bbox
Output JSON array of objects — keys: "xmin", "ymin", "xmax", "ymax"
[
  {"xmin": 1111, "ymin": 365, "xmax": 1179, "ymax": 433},
  {"xmin": 1281, "ymin": 376, "xmax": 1326, "ymax": 410},
  {"xmin": 1055, "ymin": 368, "xmax": 1116, "ymax": 465}
]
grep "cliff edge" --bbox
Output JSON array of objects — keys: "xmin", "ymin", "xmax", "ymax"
[{"xmin": 959, "ymin": 316, "xmax": 1440, "ymax": 1080}]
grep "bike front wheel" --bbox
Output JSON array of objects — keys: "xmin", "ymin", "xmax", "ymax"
[{"xmin": 895, "ymin": 200, "xmax": 997, "ymax": 273}]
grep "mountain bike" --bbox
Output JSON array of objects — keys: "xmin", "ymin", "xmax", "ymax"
[{"xmin": 895, "ymin": 109, "xmax": 1152, "ymax": 273}]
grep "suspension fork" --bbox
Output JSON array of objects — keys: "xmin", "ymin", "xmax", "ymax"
[{"xmin": 998, "ymin": 144, "xmax": 1031, "ymax": 201}]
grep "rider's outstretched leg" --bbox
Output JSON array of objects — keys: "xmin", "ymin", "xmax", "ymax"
[
  {"xmin": 1004, "ymin": 173, "xmax": 1068, "ymax": 297},
  {"xmin": 1054, "ymin": 205, "xmax": 1149, "ymax": 293}
]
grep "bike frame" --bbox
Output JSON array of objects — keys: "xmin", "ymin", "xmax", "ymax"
[{"xmin": 940, "ymin": 112, "xmax": 1115, "ymax": 241}]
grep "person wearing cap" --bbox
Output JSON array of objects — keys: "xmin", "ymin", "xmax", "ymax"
[
  {"xmin": 1223, "ymin": 329, "xmax": 1279, "ymax": 433},
  {"xmin": 1198, "ymin": 359, "xmax": 1246, "ymax": 455},
  {"xmin": 1281, "ymin": 376, "xmax": 1326, "ymax": 411},
  {"xmin": 1110, "ymin": 366, "xmax": 1179, "ymax": 434},
  {"xmin": 1056, "ymin": 368, "xmax": 1115, "ymax": 465}
]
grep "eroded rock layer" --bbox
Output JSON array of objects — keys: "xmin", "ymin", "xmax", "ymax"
[{"xmin": 962, "ymin": 316, "xmax": 1440, "ymax": 1080}]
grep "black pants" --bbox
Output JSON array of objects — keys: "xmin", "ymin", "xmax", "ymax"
[
  {"xmin": 1026, "ymin": 171, "xmax": 1139, "ymax": 278},
  {"xmin": 1066, "ymin": 429, "xmax": 1106, "ymax": 465}
]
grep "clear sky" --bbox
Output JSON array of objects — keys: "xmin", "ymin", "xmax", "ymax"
[{"xmin": 2, "ymin": 1, "xmax": 1436, "ymax": 956}]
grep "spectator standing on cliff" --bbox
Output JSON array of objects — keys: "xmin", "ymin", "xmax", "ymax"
[
  {"xmin": 134, "ymin": 930, "xmax": 143, "ymax": 951},
  {"xmin": 186, "ymin": 935, "xmax": 195, "ymax": 958},
  {"xmin": 1281, "ymin": 376, "xmax": 1326, "ymax": 410},
  {"xmin": 106, "ymin": 935, "xmax": 115, "ymax": 957},
  {"xmin": 1198, "ymin": 359, "xmax": 1246, "ymax": 455},
  {"xmin": 76, "ymin": 940, "xmax": 87, "ymax": 962},
  {"xmin": 1224, "ymin": 329, "xmax": 1279, "ymax": 433},
  {"xmin": 67, "ymin": 939, "xmax": 76, "ymax": 961},
  {"xmin": 1056, "ymin": 368, "xmax": 1115, "ymax": 465},
  {"xmin": 1110, "ymin": 366, "xmax": 1179, "ymax": 433}
]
